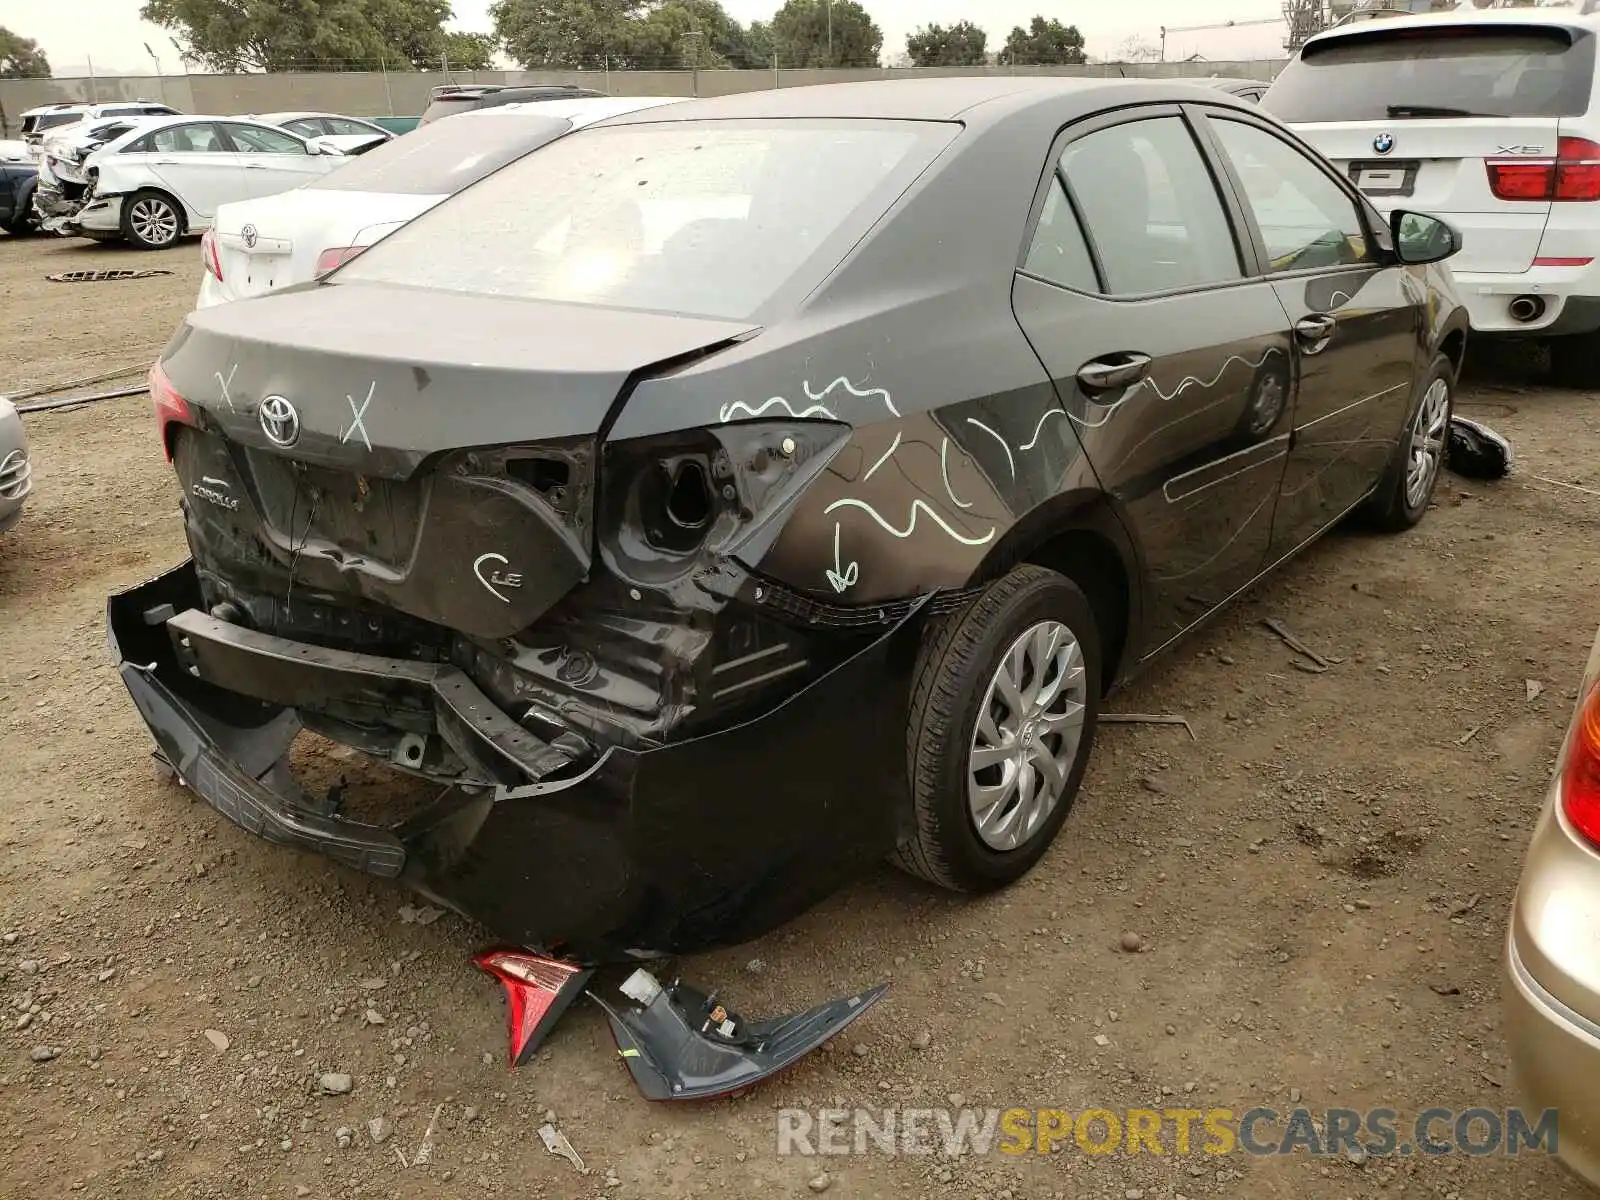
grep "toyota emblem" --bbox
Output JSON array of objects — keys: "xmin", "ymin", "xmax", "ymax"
[
  {"xmin": 1373, "ymin": 132, "xmax": 1396, "ymax": 156},
  {"xmin": 241, "ymin": 223, "xmax": 258, "ymax": 248},
  {"xmin": 258, "ymin": 394, "xmax": 300, "ymax": 448}
]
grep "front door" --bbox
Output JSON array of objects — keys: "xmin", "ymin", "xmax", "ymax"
[
  {"xmin": 1201, "ymin": 113, "xmax": 1421, "ymax": 552},
  {"xmin": 219, "ymin": 122, "xmax": 338, "ymax": 200},
  {"xmin": 1011, "ymin": 108, "xmax": 1297, "ymax": 651}
]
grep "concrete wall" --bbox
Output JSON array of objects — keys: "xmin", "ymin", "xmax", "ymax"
[{"xmin": 0, "ymin": 60, "xmax": 1285, "ymax": 131}]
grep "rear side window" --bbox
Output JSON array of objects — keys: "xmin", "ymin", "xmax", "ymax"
[
  {"xmin": 1022, "ymin": 177, "xmax": 1099, "ymax": 292},
  {"xmin": 28, "ymin": 113, "xmax": 82, "ymax": 135},
  {"xmin": 309, "ymin": 113, "xmax": 570, "ymax": 195},
  {"xmin": 1265, "ymin": 27, "xmax": 1597, "ymax": 122},
  {"xmin": 337, "ymin": 120, "xmax": 954, "ymax": 321},
  {"xmin": 1059, "ymin": 117, "xmax": 1242, "ymax": 296}
]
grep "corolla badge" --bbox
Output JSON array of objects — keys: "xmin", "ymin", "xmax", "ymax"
[
  {"xmin": 258, "ymin": 394, "xmax": 300, "ymax": 448},
  {"xmin": 473, "ymin": 552, "xmax": 524, "ymax": 604},
  {"xmin": 1373, "ymin": 132, "xmax": 1396, "ymax": 156},
  {"xmin": 241, "ymin": 223, "xmax": 258, "ymax": 249}
]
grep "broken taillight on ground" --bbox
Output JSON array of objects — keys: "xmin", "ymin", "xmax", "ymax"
[{"xmin": 472, "ymin": 948, "xmax": 592, "ymax": 1067}]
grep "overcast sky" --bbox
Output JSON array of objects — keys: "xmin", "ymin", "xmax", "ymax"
[{"xmin": 0, "ymin": 0, "xmax": 1288, "ymax": 76}]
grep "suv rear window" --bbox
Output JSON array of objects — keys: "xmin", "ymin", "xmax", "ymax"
[
  {"xmin": 337, "ymin": 119, "xmax": 953, "ymax": 321},
  {"xmin": 310, "ymin": 112, "xmax": 571, "ymax": 195},
  {"xmin": 419, "ymin": 96, "xmax": 485, "ymax": 125},
  {"xmin": 1265, "ymin": 26, "xmax": 1597, "ymax": 121},
  {"xmin": 23, "ymin": 112, "xmax": 82, "ymax": 136}
]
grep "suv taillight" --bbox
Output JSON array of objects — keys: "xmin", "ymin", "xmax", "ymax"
[
  {"xmin": 1487, "ymin": 136, "xmax": 1600, "ymax": 202},
  {"xmin": 1561, "ymin": 681, "xmax": 1600, "ymax": 847},
  {"xmin": 200, "ymin": 229, "xmax": 223, "ymax": 282}
]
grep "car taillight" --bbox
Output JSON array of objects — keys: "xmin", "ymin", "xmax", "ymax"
[
  {"xmin": 314, "ymin": 245, "xmax": 366, "ymax": 277},
  {"xmin": 149, "ymin": 361, "xmax": 193, "ymax": 464},
  {"xmin": 1560, "ymin": 681, "xmax": 1600, "ymax": 847},
  {"xmin": 1487, "ymin": 137, "xmax": 1600, "ymax": 202},
  {"xmin": 200, "ymin": 229, "xmax": 223, "ymax": 282}
]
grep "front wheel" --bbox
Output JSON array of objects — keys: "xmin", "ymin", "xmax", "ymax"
[
  {"xmin": 120, "ymin": 190, "xmax": 182, "ymax": 250},
  {"xmin": 1357, "ymin": 354, "xmax": 1454, "ymax": 533},
  {"xmin": 894, "ymin": 565, "xmax": 1102, "ymax": 893}
]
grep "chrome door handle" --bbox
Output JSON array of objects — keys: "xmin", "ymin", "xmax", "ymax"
[
  {"xmin": 1076, "ymin": 352, "xmax": 1153, "ymax": 393},
  {"xmin": 1295, "ymin": 314, "xmax": 1338, "ymax": 342}
]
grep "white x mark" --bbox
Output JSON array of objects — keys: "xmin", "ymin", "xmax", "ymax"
[
  {"xmin": 341, "ymin": 382, "xmax": 375, "ymax": 451},
  {"xmin": 215, "ymin": 364, "xmax": 238, "ymax": 412}
]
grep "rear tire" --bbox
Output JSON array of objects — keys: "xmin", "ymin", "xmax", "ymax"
[
  {"xmin": 1549, "ymin": 329, "xmax": 1600, "ymax": 390},
  {"xmin": 1357, "ymin": 353, "xmax": 1453, "ymax": 533},
  {"xmin": 120, "ymin": 190, "xmax": 183, "ymax": 250},
  {"xmin": 894, "ymin": 565, "xmax": 1102, "ymax": 893}
]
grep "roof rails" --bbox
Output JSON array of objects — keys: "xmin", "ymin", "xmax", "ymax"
[{"xmin": 1335, "ymin": 0, "xmax": 1600, "ymax": 22}]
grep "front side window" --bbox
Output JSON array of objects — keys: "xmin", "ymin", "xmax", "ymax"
[
  {"xmin": 326, "ymin": 118, "xmax": 378, "ymax": 137},
  {"xmin": 1059, "ymin": 116, "xmax": 1242, "ymax": 296},
  {"xmin": 1211, "ymin": 119, "xmax": 1371, "ymax": 272},
  {"xmin": 337, "ymin": 119, "xmax": 953, "ymax": 321},
  {"xmin": 281, "ymin": 118, "xmax": 325, "ymax": 138},
  {"xmin": 224, "ymin": 123, "xmax": 307, "ymax": 155}
]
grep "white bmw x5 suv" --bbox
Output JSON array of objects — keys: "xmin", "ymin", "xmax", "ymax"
[{"xmin": 1265, "ymin": 0, "xmax": 1600, "ymax": 385}]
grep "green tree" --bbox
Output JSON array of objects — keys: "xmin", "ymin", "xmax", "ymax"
[
  {"xmin": 770, "ymin": 0, "xmax": 882, "ymax": 68},
  {"xmin": 492, "ymin": 0, "xmax": 765, "ymax": 69},
  {"xmin": 438, "ymin": 30, "xmax": 498, "ymax": 69},
  {"xmin": 905, "ymin": 20, "xmax": 986, "ymax": 67},
  {"xmin": 0, "ymin": 26, "xmax": 51, "ymax": 77},
  {"xmin": 141, "ymin": 0, "xmax": 458, "ymax": 72},
  {"xmin": 998, "ymin": 16, "xmax": 1086, "ymax": 66}
]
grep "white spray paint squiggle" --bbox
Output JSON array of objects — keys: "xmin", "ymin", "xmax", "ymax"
[
  {"xmin": 804, "ymin": 376, "xmax": 900, "ymax": 418},
  {"xmin": 862, "ymin": 432, "xmax": 902, "ymax": 483},
  {"xmin": 719, "ymin": 396, "xmax": 837, "ymax": 423},
  {"xmin": 939, "ymin": 438, "xmax": 973, "ymax": 510},
  {"xmin": 826, "ymin": 522, "xmax": 860, "ymax": 594},
  {"xmin": 825, "ymin": 497, "xmax": 996, "ymax": 547},
  {"xmin": 1020, "ymin": 407, "xmax": 1065, "ymax": 451},
  {"xmin": 965, "ymin": 418, "xmax": 1015, "ymax": 480}
]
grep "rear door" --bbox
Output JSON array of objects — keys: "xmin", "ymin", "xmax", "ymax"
[
  {"xmin": 1200, "ymin": 111, "xmax": 1420, "ymax": 551},
  {"xmin": 1265, "ymin": 22, "xmax": 1598, "ymax": 274},
  {"xmin": 218, "ymin": 122, "xmax": 337, "ymax": 199},
  {"xmin": 1011, "ymin": 106, "xmax": 1297, "ymax": 649},
  {"xmin": 133, "ymin": 122, "xmax": 247, "ymax": 217}
]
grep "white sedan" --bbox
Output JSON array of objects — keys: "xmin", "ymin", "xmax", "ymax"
[
  {"xmin": 197, "ymin": 95, "xmax": 685, "ymax": 308},
  {"xmin": 40, "ymin": 115, "xmax": 346, "ymax": 250},
  {"xmin": 253, "ymin": 111, "xmax": 393, "ymax": 156}
]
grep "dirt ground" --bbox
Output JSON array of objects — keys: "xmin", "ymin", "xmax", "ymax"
[{"xmin": 2, "ymin": 227, "xmax": 1598, "ymax": 1200}]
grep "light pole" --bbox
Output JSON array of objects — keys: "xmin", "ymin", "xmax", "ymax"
[{"xmin": 144, "ymin": 43, "xmax": 167, "ymax": 104}]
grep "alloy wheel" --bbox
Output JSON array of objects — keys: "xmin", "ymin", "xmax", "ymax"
[
  {"xmin": 968, "ymin": 619, "xmax": 1090, "ymax": 852},
  {"xmin": 1405, "ymin": 377, "xmax": 1450, "ymax": 510},
  {"xmin": 130, "ymin": 198, "xmax": 178, "ymax": 247}
]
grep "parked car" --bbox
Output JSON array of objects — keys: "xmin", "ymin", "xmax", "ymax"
[
  {"xmin": 0, "ymin": 399, "xmax": 32, "ymax": 533},
  {"xmin": 0, "ymin": 140, "xmax": 29, "ymax": 163},
  {"xmin": 1263, "ymin": 1, "xmax": 1600, "ymax": 384},
  {"xmin": 0, "ymin": 157, "xmax": 38, "ymax": 235},
  {"xmin": 33, "ymin": 114, "xmax": 167, "ymax": 219},
  {"xmin": 1505, "ymin": 626, "xmax": 1600, "ymax": 1188},
  {"xmin": 418, "ymin": 82, "xmax": 607, "ymax": 125},
  {"xmin": 37, "ymin": 116, "xmax": 346, "ymax": 250},
  {"xmin": 1202, "ymin": 76, "xmax": 1269, "ymax": 103},
  {"xmin": 198, "ymin": 96, "xmax": 687, "ymax": 308},
  {"xmin": 19, "ymin": 100, "xmax": 182, "ymax": 152},
  {"xmin": 253, "ymin": 111, "xmax": 394, "ymax": 155},
  {"xmin": 110, "ymin": 77, "xmax": 1466, "ymax": 965}
]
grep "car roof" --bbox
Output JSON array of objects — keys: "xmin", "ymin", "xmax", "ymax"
[
  {"xmin": 473, "ymin": 95, "xmax": 683, "ymax": 121},
  {"xmin": 256, "ymin": 111, "xmax": 378, "ymax": 124},
  {"xmin": 1306, "ymin": 3, "xmax": 1600, "ymax": 50},
  {"xmin": 599, "ymin": 76, "xmax": 1254, "ymax": 127}
]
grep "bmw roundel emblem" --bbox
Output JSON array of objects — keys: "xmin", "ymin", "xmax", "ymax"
[{"xmin": 1373, "ymin": 132, "xmax": 1396, "ymax": 156}]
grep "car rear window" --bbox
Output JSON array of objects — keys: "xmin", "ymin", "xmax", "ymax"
[
  {"xmin": 1265, "ymin": 26, "xmax": 1597, "ymax": 121},
  {"xmin": 335, "ymin": 119, "xmax": 953, "ymax": 321},
  {"xmin": 24, "ymin": 112, "xmax": 82, "ymax": 135},
  {"xmin": 309, "ymin": 112, "xmax": 571, "ymax": 195},
  {"xmin": 420, "ymin": 96, "xmax": 486, "ymax": 125}
]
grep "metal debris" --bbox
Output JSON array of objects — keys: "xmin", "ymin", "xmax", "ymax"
[
  {"xmin": 45, "ymin": 268, "xmax": 175, "ymax": 283},
  {"xmin": 1263, "ymin": 618, "xmax": 1342, "ymax": 671},
  {"xmin": 1533, "ymin": 475, "xmax": 1600, "ymax": 500},
  {"xmin": 1526, "ymin": 680, "xmax": 1545, "ymax": 703},
  {"xmin": 1456, "ymin": 727, "xmax": 1481, "ymax": 746},
  {"xmin": 1099, "ymin": 713, "xmax": 1196, "ymax": 741},
  {"xmin": 16, "ymin": 384, "xmax": 147, "ymax": 416},
  {"xmin": 538, "ymin": 1123, "xmax": 585, "ymax": 1172},
  {"xmin": 412, "ymin": 1103, "xmax": 444, "ymax": 1166}
]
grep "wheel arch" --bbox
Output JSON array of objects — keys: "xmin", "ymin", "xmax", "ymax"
[
  {"xmin": 123, "ymin": 186, "xmax": 190, "ymax": 238},
  {"xmin": 968, "ymin": 488, "xmax": 1144, "ymax": 695}
]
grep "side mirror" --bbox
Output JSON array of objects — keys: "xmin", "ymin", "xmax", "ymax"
[
  {"xmin": 305, "ymin": 137, "xmax": 343, "ymax": 157},
  {"xmin": 1390, "ymin": 209, "xmax": 1461, "ymax": 266}
]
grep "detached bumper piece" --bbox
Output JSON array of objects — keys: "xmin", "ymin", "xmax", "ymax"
[
  {"xmin": 108, "ymin": 561, "xmax": 922, "ymax": 962},
  {"xmin": 1446, "ymin": 415, "xmax": 1513, "ymax": 482},
  {"xmin": 595, "ymin": 969, "xmax": 889, "ymax": 1101}
]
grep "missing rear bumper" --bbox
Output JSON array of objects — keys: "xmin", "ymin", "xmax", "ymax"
[{"xmin": 109, "ymin": 561, "xmax": 925, "ymax": 962}]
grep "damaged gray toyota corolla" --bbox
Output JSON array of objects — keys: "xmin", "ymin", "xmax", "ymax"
[{"xmin": 110, "ymin": 78, "xmax": 1469, "ymax": 968}]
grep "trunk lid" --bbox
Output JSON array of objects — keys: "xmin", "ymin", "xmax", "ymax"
[
  {"xmin": 211, "ymin": 190, "xmax": 442, "ymax": 302},
  {"xmin": 1294, "ymin": 118, "xmax": 1561, "ymax": 273},
  {"xmin": 163, "ymin": 282, "xmax": 756, "ymax": 639}
]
